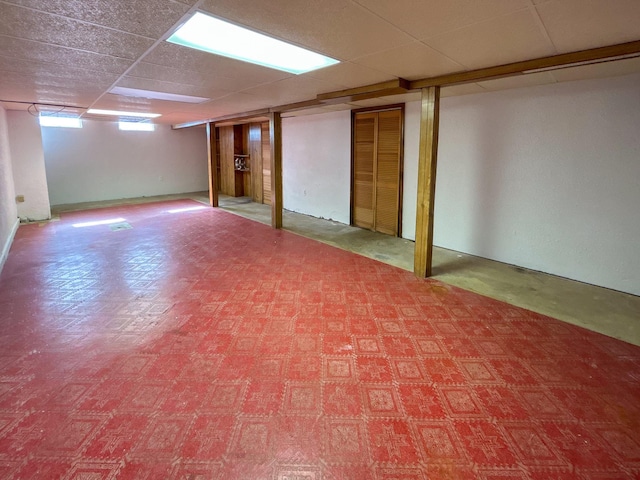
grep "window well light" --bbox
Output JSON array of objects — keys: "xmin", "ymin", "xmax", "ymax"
[
  {"xmin": 167, "ymin": 206, "xmax": 208, "ymax": 213},
  {"xmin": 119, "ymin": 121, "xmax": 155, "ymax": 132},
  {"xmin": 87, "ymin": 109, "xmax": 161, "ymax": 118},
  {"xmin": 39, "ymin": 115, "xmax": 82, "ymax": 128},
  {"xmin": 167, "ymin": 12, "xmax": 339, "ymax": 75},
  {"xmin": 72, "ymin": 217, "xmax": 126, "ymax": 228}
]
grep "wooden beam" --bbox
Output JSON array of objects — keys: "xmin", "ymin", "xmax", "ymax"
[
  {"xmin": 269, "ymin": 111, "xmax": 283, "ymax": 229},
  {"xmin": 414, "ymin": 87, "xmax": 440, "ymax": 278},
  {"xmin": 317, "ymin": 78, "xmax": 410, "ymax": 103},
  {"xmin": 271, "ymin": 99, "xmax": 323, "ymax": 113},
  {"xmin": 205, "ymin": 122, "xmax": 218, "ymax": 207},
  {"xmin": 172, "ymin": 40, "xmax": 640, "ymax": 130},
  {"xmin": 410, "ymin": 39, "xmax": 640, "ymax": 89},
  {"xmin": 173, "ymin": 108, "xmax": 271, "ymax": 130}
]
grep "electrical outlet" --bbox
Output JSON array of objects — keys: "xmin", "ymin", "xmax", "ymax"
[{"xmin": 15, "ymin": 195, "xmax": 25, "ymax": 203}]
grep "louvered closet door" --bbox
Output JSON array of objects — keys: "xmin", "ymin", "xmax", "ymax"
[
  {"xmin": 262, "ymin": 122, "xmax": 271, "ymax": 205},
  {"xmin": 375, "ymin": 109, "xmax": 402, "ymax": 236},
  {"xmin": 352, "ymin": 108, "xmax": 402, "ymax": 236},
  {"xmin": 353, "ymin": 112, "xmax": 377, "ymax": 230}
]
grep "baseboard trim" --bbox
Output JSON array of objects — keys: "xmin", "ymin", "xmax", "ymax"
[{"xmin": 0, "ymin": 218, "xmax": 19, "ymax": 275}]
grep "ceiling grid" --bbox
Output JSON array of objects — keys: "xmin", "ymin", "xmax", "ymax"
[{"xmin": 0, "ymin": 0, "xmax": 638, "ymax": 124}]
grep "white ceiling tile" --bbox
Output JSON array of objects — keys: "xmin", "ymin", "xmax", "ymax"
[
  {"xmin": 423, "ymin": 9, "xmax": 557, "ymax": 69},
  {"xmin": 354, "ymin": 0, "xmax": 530, "ymax": 40},
  {"xmin": 142, "ymin": 42, "xmax": 292, "ymax": 85},
  {"xmin": 0, "ymin": 55, "xmax": 120, "ymax": 86},
  {"xmin": 536, "ymin": 0, "xmax": 640, "ymax": 53},
  {"xmin": 127, "ymin": 62, "xmax": 214, "ymax": 88},
  {"xmin": 550, "ymin": 57, "xmax": 640, "ymax": 83},
  {"xmin": 0, "ymin": 73, "xmax": 106, "ymax": 107},
  {"xmin": 156, "ymin": 112, "xmax": 211, "ymax": 125},
  {"xmin": 200, "ymin": 0, "xmax": 414, "ymax": 60},
  {"xmin": 88, "ymin": 96, "xmax": 216, "ymax": 123},
  {"xmin": 115, "ymin": 76, "xmax": 232, "ymax": 100},
  {"xmin": 306, "ymin": 62, "xmax": 395, "ymax": 88},
  {"xmin": 128, "ymin": 61, "xmax": 287, "ymax": 93},
  {"xmin": 0, "ymin": 35, "xmax": 133, "ymax": 74},
  {"xmin": 0, "ymin": 4, "xmax": 155, "ymax": 59},
  {"xmin": 93, "ymin": 95, "xmax": 218, "ymax": 111},
  {"xmin": 0, "ymin": 67, "xmax": 112, "ymax": 92},
  {"xmin": 240, "ymin": 76, "xmax": 346, "ymax": 107},
  {"xmin": 90, "ymin": 96, "xmax": 157, "ymax": 110},
  {"xmin": 3, "ymin": 0, "xmax": 191, "ymax": 38},
  {"xmin": 354, "ymin": 41, "xmax": 465, "ymax": 80},
  {"xmin": 201, "ymin": 92, "xmax": 273, "ymax": 118}
]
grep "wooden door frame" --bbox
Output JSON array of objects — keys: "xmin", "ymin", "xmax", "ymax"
[{"xmin": 350, "ymin": 103, "xmax": 405, "ymax": 237}]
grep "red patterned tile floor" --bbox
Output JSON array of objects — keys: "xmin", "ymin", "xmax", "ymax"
[{"xmin": 0, "ymin": 199, "xmax": 639, "ymax": 479}]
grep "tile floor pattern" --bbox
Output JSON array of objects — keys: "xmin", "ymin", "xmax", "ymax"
[{"xmin": 0, "ymin": 200, "xmax": 639, "ymax": 479}]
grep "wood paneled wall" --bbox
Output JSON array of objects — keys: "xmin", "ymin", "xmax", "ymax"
[
  {"xmin": 219, "ymin": 125, "xmax": 252, "ymax": 197},
  {"xmin": 249, "ymin": 123, "xmax": 263, "ymax": 203},
  {"xmin": 219, "ymin": 125, "xmax": 236, "ymax": 196},
  {"xmin": 218, "ymin": 121, "xmax": 270, "ymax": 201}
]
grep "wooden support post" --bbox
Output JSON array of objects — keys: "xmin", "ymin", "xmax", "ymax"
[
  {"xmin": 269, "ymin": 112, "xmax": 283, "ymax": 229},
  {"xmin": 206, "ymin": 122, "xmax": 219, "ymax": 207},
  {"xmin": 414, "ymin": 86, "xmax": 441, "ymax": 277}
]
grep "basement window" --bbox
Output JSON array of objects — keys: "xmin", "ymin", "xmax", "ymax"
[
  {"xmin": 118, "ymin": 121, "xmax": 155, "ymax": 132},
  {"xmin": 167, "ymin": 11, "xmax": 339, "ymax": 74},
  {"xmin": 39, "ymin": 115, "xmax": 82, "ymax": 128}
]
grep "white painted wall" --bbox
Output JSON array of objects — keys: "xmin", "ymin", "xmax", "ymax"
[
  {"xmin": 283, "ymin": 73, "xmax": 640, "ymax": 296},
  {"xmin": 7, "ymin": 111, "xmax": 50, "ymax": 221},
  {"xmin": 401, "ymin": 100, "xmax": 421, "ymax": 241},
  {"xmin": 42, "ymin": 119, "xmax": 208, "ymax": 205},
  {"xmin": 282, "ymin": 110, "xmax": 352, "ymax": 224},
  {"xmin": 428, "ymin": 73, "xmax": 640, "ymax": 296},
  {"xmin": 0, "ymin": 106, "xmax": 19, "ymax": 274}
]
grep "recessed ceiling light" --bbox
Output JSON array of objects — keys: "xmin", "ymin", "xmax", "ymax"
[
  {"xmin": 109, "ymin": 86, "xmax": 209, "ymax": 104},
  {"xmin": 87, "ymin": 109, "xmax": 161, "ymax": 118},
  {"xmin": 167, "ymin": 12, "xmax": 340, "ymax": 75}
]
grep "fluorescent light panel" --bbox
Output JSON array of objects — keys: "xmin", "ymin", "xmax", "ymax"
[
  {"xmin": 39, "ymin": 115, "xmax": 82, "ymax": 128},
  {"xmin": 87, "ymin": 109, "xmax": 161, "ymax": 118},
  {"xmin": 167, "ymin": 12, "xmax": 339, "ymax": 75},
  {"xmin": 119, "ymin": 121, "xmax": 155, "ymax": 131},
  {"xmin": 109, "ymin": 86, "xmax": 209, "ymax": 104}
]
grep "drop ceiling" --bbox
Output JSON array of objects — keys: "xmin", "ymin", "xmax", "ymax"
[{"xmin": 0, "ymin": 0, "xmax": 639, "ymax": 125}]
